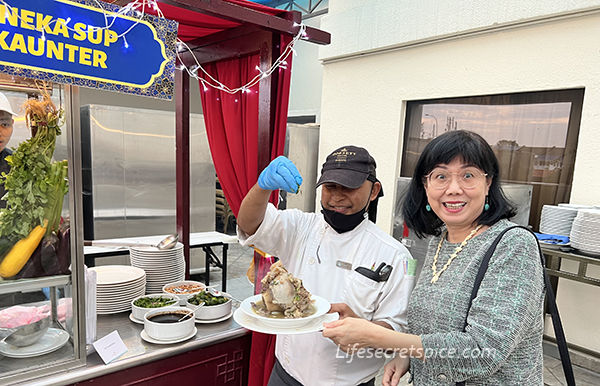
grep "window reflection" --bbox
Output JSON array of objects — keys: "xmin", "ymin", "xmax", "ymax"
[{"xmin": 401, "ymin": 89, "xmax": 584, "ymax": 231}]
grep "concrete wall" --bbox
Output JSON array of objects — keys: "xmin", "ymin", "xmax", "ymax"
[{"xmin": 319, "ymin": 1, "xmax": 600, "ymax": 354}]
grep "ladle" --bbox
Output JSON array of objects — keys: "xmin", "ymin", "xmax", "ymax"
[
  {"xmin": 84, "ymin": 233, "xmax": 179, "ymax": 250},
  {"xmin": 180, "ymin": 302, "xmax": 204, "ymax": 322}
]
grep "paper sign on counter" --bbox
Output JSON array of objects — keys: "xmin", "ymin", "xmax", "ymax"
[{"xmin": 92, "ymin": 330, "xmax": 128, "ymax": 364}]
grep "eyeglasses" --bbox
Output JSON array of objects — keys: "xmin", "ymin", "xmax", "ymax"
[{"xmin": 425, "ymin": 168, "xmax": 488, "ymax": 190}]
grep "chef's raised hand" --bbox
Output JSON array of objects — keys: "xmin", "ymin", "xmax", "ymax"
[{"xmin": 258, "ymin": 156, "xmax": 303, "ymax": 193}]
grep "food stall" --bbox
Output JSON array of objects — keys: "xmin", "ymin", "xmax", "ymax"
[{"xmin": 0, "ymin": 0, "xmax": 329, "ymax": 385}]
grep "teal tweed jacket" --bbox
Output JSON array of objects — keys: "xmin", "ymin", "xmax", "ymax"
[{"xmin": 407, "ymin": 219, "xmax": 545, "ymax": 385}]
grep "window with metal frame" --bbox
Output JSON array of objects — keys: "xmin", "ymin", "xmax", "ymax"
[{"xmin": 400, "ymin": 88, "xmax": 585, "ymax": 231}]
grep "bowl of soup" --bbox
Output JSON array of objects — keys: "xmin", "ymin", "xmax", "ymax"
[
  {"xmin": 143, "ymin": 306, "xmax": 195, "ymax": 341},
  {"xmin": 240, "ymin": 294, "xmax": 330, "ymax": 329}
]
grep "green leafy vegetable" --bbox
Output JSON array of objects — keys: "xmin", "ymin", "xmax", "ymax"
[
  {"xmin": 188, "ymin": 291, "xmax": 230, "ymax": 306},
  {"xmin": 0, "ymin": 92, "xmax": 68, "ymax": 241},
  {"xmin": 133, "ymin": 297, "xmax": 178, "ymax": 308}
]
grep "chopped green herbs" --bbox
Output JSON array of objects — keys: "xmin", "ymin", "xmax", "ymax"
[
  {"xmin": 188, "ymin": 291, "xmax": 230, "ymax": 306},
  {"xmin": 133, "ymin": 297, "xmax": 177, "ymax": 308}
]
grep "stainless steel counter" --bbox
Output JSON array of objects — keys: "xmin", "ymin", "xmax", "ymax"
[{"xmin": 15, "ymin": 300, "xmax": 249, "ymax": 385}]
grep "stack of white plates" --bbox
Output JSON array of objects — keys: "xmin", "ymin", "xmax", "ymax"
[
  {"xmin": 570, "ymin": 209, "xmax": 600, "ymax": 256},
  {"xmin": 558, "ymin": 203, "xmax": 593, "ymax": 210},
  {"xmin": 91, "ymin": 265, "xmax": 146, "ymax": 314},
  {"xmin": 539, "ymin": 205, "xmax": 579, "ymax": 236},
  {"xmin": 130, "ymin": 242, "xmax": 186, "ymax": 293}
]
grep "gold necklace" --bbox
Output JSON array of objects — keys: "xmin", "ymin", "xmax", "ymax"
[{"xmin": 431, "ymin": 224, "xmax": 483, "ymax": 283}]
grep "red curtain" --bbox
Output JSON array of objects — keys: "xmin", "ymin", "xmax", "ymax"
[
  {"xmin": 199, "ymin": 55, "xmax": 260, "ymax": 216},
  {"xmin": 199, "ymin": 35, "xmax": 293, "ymax": 386}
]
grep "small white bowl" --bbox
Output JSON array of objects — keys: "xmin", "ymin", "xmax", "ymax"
[
  {"xmin": 131, "ymin": 293, "xmax": 180, "ymax": 321},
  {"xmin": 162, "ymin": 281, "xmax": 206, "ymax": 305},
  {"xmin": 186, "ymin": 292, "xmax": 232, "ymax": 320},
  {"xmin": 240, "ymin": 294, "xmax": 330, "ymax": 329},
  {"xmin": 143, "ymin": 306, "xmax": 195, "ymax": 341}
]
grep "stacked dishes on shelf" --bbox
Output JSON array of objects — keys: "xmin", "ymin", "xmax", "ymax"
[
  {"xmin": 130, "ymin": 242, "xmax": 186, "ymax": 294},
  {"xmin": 90, "ymin": 265, "xmax": 146, "ymax": 315},
  {"xmin": 570, "ymin": 209, "xmax": 600, "ymax": 257},
  {"xmin": 558, "ymin": 203, "xmax": 593, "ymax": 210},
  {"xmin": 539, "ymin": 205, "xmax": 579, "ymax": 237}
]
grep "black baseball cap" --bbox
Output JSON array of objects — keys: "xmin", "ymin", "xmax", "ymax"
[{"xmin": 316, "ymin": 146, "xmax": 383, "ymax": 196}]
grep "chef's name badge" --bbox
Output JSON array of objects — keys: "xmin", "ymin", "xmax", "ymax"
[{"xmin": 335, "ymin": 260, "xmax": 352, "ymax": 270}]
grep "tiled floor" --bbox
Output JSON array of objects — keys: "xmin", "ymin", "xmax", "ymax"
[{"xmin": 200, "ymin": 241, "xmax": 600, "ymax": 386}]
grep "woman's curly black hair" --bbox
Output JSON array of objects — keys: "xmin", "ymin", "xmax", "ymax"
[{"xmin": 401, "ymin": 130, "xmax": 517, "ymax": 238}]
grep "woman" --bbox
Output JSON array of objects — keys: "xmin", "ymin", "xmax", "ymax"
[{"xmin": 322, "ymin": 130, "xmax": 545, "ymax": 385}]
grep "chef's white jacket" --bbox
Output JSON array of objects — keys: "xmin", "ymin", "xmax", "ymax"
[{"xmin": 238, "ymin": 204, "xmax": 416, "ymax": 386}]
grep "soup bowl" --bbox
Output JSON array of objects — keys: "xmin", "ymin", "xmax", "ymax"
[
  {"xmin": 143, "ymin": 306, "xmax": 195, "ymax": 341},
  {"xmin": 240, "ymin": 294, "xmax": 330, "ymax": 329}
]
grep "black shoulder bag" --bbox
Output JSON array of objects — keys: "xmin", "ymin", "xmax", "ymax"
[{"xmin": 456, "ymin": 226, "xmax": 576, "ymax": 386}]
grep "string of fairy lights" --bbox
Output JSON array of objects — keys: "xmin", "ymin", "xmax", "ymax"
[
  {"xmin": 0, "ymin": 0, "xmax": 307, "ymax": 94},
  {"xmin": 176, "ymin": 23, "xmax": 305, "ymax": 95}
]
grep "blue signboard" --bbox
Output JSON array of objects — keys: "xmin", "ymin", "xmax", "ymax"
[{"xmin": 0, "ymin": 0, "xmax": 177, "ymax": 100}]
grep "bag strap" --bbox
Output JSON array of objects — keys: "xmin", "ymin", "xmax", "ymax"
[{"xmin": 456, "ymin": 225, "xmax": 576, "ymax": 386}]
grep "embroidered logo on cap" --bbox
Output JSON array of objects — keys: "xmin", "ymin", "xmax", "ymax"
[{"xmin": 331, "ymin": 148, "xmax": 356, "ymax": 162}]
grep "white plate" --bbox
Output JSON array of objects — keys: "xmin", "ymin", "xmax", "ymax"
[
  {"xmin": 97, "ymin": 290, "xmax": 146, "ymax": 298},
  {"xmin": 97, "ymin": 294, "xmax": 146, "ymax": 304},
  {"xmin": 539, "ymin": 241, "xmax": 570, "ymax": 250},
  {"xmin": 234, "ymin": 308, "xmax": 338, "ymax": 335},
  {"xmin": 145, "ymin": 276, "xmax": 185, "ymax": 283},
  {"xmin": 140, "ymin": 327, "xmax": 197, "ymax": 344},
  {"xmin": 195, "ymin": 310, "xmax": 234, "ymax": 324},
  {"xmin": 130, "ymin": 253, "xmax": 184, "ymax": 259},
  {"xmin": 240, "ymin": 294, "xmax": 331, "ymax": 329},
  {"xmin": 143, "ymin": 270, "xmax": 186, "ymax": 277},
  {"xmin": 146, "ymin": 275, "xmax": 185, "ymax": 282},
  {"xmin": 130, "ymin": 243, "xmax": 184, "ymax": 253},
  {"xmin": 131, "ymin": 262, "xmax": 185, "ymax": 269},
  {"xmin": 129, "ymin": 313, "xmax": 145, "ymax": 325},
  {"xmin": 97, "ymin": 280, "xmax": 146, "ymax": 292},
  {"xmin": 558, "ymin": 203, "xmax": 593, "ymax": 209},
  {"xmin": 98, "ymin": 308, "xmax": 133, "ymax": 315},
  {"xmin": 0, "ymin": 328, "xmax": 69, "ymax": 358},
  {"xmin": 91, "ymin": 265, "xmax": 146, "ymax": 285},
  {"xmin": 572, "ymin": 248, "xmax": 600, "ymax": 258},
  {"xmin": 130, "ymin": 251, "xmax": 184, "ymax": 257},
  {"xmin": 145, "ymin": 270, "xmax": 185, "ymax": 277},
  {"xmin": 131, "ymin": 257, "xmax": 184, "ymax": 262},
  {"xmin": 97, "ymin": 285, "xmax": 146, "ymax": 294}
]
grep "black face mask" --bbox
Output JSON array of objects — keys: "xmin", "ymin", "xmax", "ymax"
[
  {"xmin": 321, "ymin": 182, "xmax": 376, "ymax": 233},
  {"xmin": 321, "ymin": 203, "xmax": 369, "ymax": 233}
]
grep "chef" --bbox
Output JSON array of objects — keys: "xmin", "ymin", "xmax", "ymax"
[
  {"xmin": 0, "ymin": 92, "xmax": 17, "ymax": 209},
  {"xmin": 237, "ymin": 146, "xmax": 416, "ymax": 386}
]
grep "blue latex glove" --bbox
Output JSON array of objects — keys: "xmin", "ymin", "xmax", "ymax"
[
  {"xmin": 534, "ymin": 232, "xmax": 569, "ymax": 244},
  {"xmin": 258, "ymin": 156, "xmax": 303, "ymax": 193}
]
